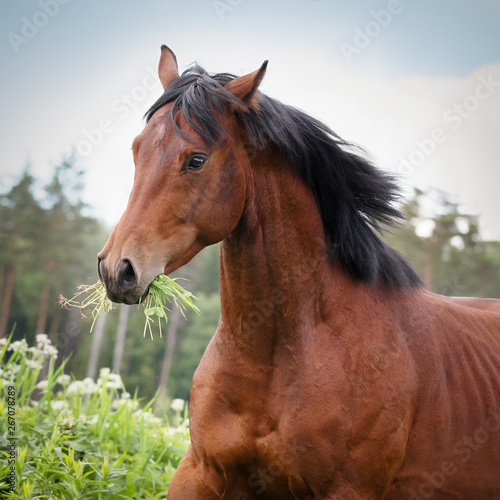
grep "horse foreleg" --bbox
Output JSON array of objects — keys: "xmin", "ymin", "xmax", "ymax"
[{"xmin": 167, "ymin": 446, "xmax": 229, "ymax": 500}]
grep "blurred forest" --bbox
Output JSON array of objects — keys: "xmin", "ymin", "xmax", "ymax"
[{"xmin": 1, "ymin": 160, "xmax": 499, "ymax": 412}]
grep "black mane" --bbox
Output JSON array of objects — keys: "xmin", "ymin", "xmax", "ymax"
[{"xmin": 146, "ymin": 66, "xmax": 422, "ymax": 289}]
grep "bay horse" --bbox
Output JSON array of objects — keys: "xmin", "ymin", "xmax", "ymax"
[{"xmin": 98, "ymin": 46, "xmax": 500, "ymax": 499}]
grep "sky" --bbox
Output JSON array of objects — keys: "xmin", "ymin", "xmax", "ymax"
[{"xmin": 1, "ymin": 0, "xmax": 500, "ymax": 238}]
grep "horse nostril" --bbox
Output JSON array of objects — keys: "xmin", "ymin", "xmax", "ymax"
[
  {"xmin": 97, "ymin": 257, "xmax": 106, "ymax": 283},
  {"xmin": 118, "ymin": 259, "xmax": 137, "ymax": 290}
]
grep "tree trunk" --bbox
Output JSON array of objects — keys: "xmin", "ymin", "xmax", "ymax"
[
  {"xmin": 37, "ymin": 313, "xmax": 62, "ymax": 395},
  {"xmin": 155, "ymin": 307, "xmax": 183, "ymax": 412},
  {"xmin": 63, "ymin": 308, "xmax": 83, "ymax": 360},
  {"xmin": 36, "ymin": 259, "xmax": 55, "ymax": 334},
  {"xmin": 0, "ymin": 265, "xmax": 16, "ymax": 338},
  {"xmin": 49, "ymin": 312, "xmax": 61, "ymax": 352},
  {"xmin": 0, "ymin": 267, "xmax": 5, "ymax": 297},
  {"xmin": 86, "ymin": 312, "xmax": 108, "ymax": 380},
  {"xmin": 112, "ymin": 305, "xmax": 130, "ymax": 374}
]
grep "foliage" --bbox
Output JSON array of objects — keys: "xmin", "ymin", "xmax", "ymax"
[
  {"xmin": 59, "ymin": 282, "xmax": 113, "ymax": 332},
  {"xmin": 386, "ymin": 188, "xmax": 500, "ymax": 298},
  {"xmin": 141, "ymin": 275, "xmax": 201, "ymax": 340},
  {"xmin": 167, "ymin": 292, "xmax": 221, "ymax": 401},
  {"xmin": 0, "ymin": 334, "xmax": 190, "ymax": 498},
  {"xmin": 0, "ymin": 161, "xmax": 108, "ymax": 340}
]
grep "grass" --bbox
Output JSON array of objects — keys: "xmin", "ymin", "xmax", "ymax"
[
  {"xmin": 60, "ymin": 275, "xmax": 200, "ymax": 339},
  {"xmin": 141, "ymin": 275, "xmax": 200, "ymax": 340},
  {"xmin": 59, "ymin": 283, "xmax": 112, "ymax": 332},
  {"xmin": 0, "ymin": 334, "xmax": 190, "ymax": 499}
]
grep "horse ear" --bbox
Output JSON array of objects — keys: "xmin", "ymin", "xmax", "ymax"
[
  {"xmin": 225, "ymin": 60, "xmax": 268, "ymax": 109},
  {"xmin": 158, "ymin": 45, "xmax": 179, "ymax": 90}
]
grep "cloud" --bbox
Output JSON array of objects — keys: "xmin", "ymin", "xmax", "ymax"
[
  {"xmin": 263, "ymin": 55, "xmax": 500, "ymax": 239},
  {"xmin": 1, "ymin": 25, "xmax": 498, "ymax": 241}
]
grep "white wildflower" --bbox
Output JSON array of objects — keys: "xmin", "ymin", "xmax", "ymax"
[
  {"xmin": 107, "ymin": 374, "xmax": 122, "ymax": 389},
  {"xmin": 36, "ymin": 333, "xmax": 49, "ymax": 346},
  {"xmin": 112, "ymin": 393, "xmax": 138, "ymax": 411},
  {"xmin": 26, "ymin": 359, "xmax": 42, "ymax": 369},
  {"xmin": 42, "ymin": 344, "xmax": 58, "ymax": 358},
  {"xmin": 135, "ymin": 409, "xmax": 161, "ymax": 424},
  {"xmin": 34, "ymin": 335, "xmax": 58, "ymax": 358},
  {"xmin": 57, "ymin": 408, "xmax": 76, "ymax": 427},
  {"xmin": 165, "ymin": 420, "xmax": 189, "ymax": 436},
  {"xmin": 81, "ymin": 377, "xmax": 99, "ymax": 394},
  {"xmin": 66, "ymin": 381, "xmax": 81, "ymax": 394},
  {"xmin": 8, "ymin": 364, "xmax": 20, "ymax": 375},
  {"xmin": 111, "ymin": 399, "xmax": 121, "ymax": 410},
  {"xmin": 86, "ymin": 415, "xmax": 98, "ymax": 425},
  {"xmin": 165, "ymin": 427, "xmax": 178, "ymax": 437},
  {"xmin": 8, "ymin": 339, "xmax": 28, "ymax": 354},
  {"xmin": 67, "ymin": 377, "xmax": 98, "ymax": 395},
  {"xmin": 57, "ymin": 374, "xmax": 71, "ymax": 387},
  {"xmin": 36, "ymin": 380, "xmax": 49, "ymax": 390},
  {"xmin": 97, "ymin": 370, "xmax": 122, "ymax": 390},
  {"xmin": 170, "ymin": 398, "xmax": 185, "ymax": 412},
  {"xmin": 0, "ymin": 338, "xmax": 8, "ymax": 347},
  {"xmin": 50, "ymin": 400, "xmax": 68, "ymax": 411}
]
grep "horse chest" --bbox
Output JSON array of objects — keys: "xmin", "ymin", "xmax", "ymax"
[
  {"xmin": 190, "ymin": 398, "xmax": 313, "ymax": 499},
  {"xmin": 191, "ymin": 354, "xmax": 340, "ymax": 492},
  {"xmin": 190, "ymin": 364, "xmax": 278, "ymax": 458}
]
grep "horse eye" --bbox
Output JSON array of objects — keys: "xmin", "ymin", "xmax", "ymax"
[{"xmin": 186, "ymin": 155, "xmax": 206, "ymax": 170}]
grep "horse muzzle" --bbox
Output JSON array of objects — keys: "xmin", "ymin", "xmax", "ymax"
[{"xmin": 97, "ymin": 256, "xmax": 147, "ymax": 304}]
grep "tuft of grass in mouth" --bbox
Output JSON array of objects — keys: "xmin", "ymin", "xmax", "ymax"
[
  {"xmin": 141, "ymin": 274, "xmax": 200, "ymax": 339},
  {"xmin": 59, "ymin": 275, "xmax": 200, "ymax": 339},
  {"xmin": 59, "ymin": 282, "xmax": 112, "ymax": 331}
]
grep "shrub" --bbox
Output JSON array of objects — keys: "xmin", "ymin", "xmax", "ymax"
[{"xmin": 0, "ymin": 334, "xmax": 189, "ymax": 499}]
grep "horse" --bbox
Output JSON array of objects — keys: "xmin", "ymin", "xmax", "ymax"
[{"xmin": 97, "ymin": 46, "xmax": 500, "ymax": 499}]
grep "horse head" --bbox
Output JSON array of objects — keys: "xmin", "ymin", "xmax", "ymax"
[{"xmin": 98, "ymin": 46, "xmax": 267, "ymax": 304}]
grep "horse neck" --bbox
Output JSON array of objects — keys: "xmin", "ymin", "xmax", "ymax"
[{"xmin": 219, "ymin": 150, "xmax": 345, "ymax": 364}]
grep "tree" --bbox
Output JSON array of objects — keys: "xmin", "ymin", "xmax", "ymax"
[
  {"xmin": 167, "ymin": 292, "xmax": 221, "ymax": 401},
  {"xmin": 155, "ymin": 306, "xmax": 184, "ymax": 413},
  {"xmin": 112, "ymin": 304, "xmax": 130, "ymax": 374},
  {"xmin": 0, "ymin": 169, "xmax": 42, "ymax": 337},
  {"xmin": 86, "ymin": 312, "xmax": 108, "ymax": 380},
  {"xmin": 386, "ymin": 188, "xmax": 500, "ymax": 298},
  {"xmin": 0, "ymin": 160, "xmax": 109, "ymax": 355}
]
